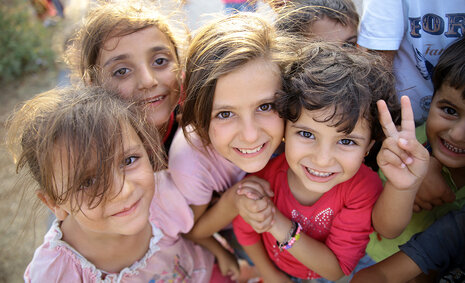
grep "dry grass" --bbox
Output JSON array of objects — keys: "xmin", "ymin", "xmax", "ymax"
[{"xmin": 0, "ymin": 70, "xmax": 58, "ymax": 283}]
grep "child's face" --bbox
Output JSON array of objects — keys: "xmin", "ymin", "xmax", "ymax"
[
  {"xmin": 98, "ymin": 26, "xmax": 180, "ymax": 129},
  {"xmin": 52, "ymin": 124, "xmax": 155, "ymax": 237},
  {"xmin": 209, "ymin": 58, "xmax": 284, "ymax": 173},
  {"xmin": 309, "ymin": 16, "xmax": 357, "ymax": 47},
  {"xmin": 285, "ymin": 108, "xmax": 374, "ymax": 198},
  {"xmin": 426, "ymin": 83, "xmax": 465, "ymax": 168}
]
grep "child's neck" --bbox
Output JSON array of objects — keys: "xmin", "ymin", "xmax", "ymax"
[
  {"xmin": 61, "ymin": 217, "xmax": 152, "ymax": 274},
  {"xmin": 287, "ymin": 169, "xmax": 324, "ymax": 206}
]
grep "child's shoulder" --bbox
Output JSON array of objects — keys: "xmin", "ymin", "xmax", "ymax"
[
  {"xmin": 24, "ymin": 221, "xmax": 90, "ymax": 281},
  {"xmin": 151, "ymin": 170, "xmax": 195, "ymax": 237}
]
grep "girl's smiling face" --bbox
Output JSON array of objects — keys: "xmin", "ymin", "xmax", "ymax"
[
  {"xmin": 208, "ymin": 58, "xmax": 284, "ymax": 173},
  {"xmin": 285, "ymin": 108, "xmax": 374, "ymax": 202},
  {"xmin": 98, "ymin": 26, "xmax": 180, "ymax": 130},
  {"xmin": 52, "ymin": 123, "xmax": 155, "ymax": 238}
]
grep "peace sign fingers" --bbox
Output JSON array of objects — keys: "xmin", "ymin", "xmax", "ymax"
[
  {"xmin": 399, "ymin": 96, "xmax": 416, "ymax": 140},
  {"xmin": 377, "ymin": 99, "xmax": 399, "ymax": 140}
]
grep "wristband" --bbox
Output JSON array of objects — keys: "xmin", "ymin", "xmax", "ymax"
[{"xmin": 276, "ymin": 221, "xmax": 302, "ymax": 251}]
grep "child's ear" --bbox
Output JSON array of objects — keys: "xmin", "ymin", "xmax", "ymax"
[{"xmin": 36, "ymin": 191, "xmax": 69, "ymax": 221}]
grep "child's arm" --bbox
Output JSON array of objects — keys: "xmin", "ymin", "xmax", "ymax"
[
  {"xmin": 188, "ymin": 175, "xmax": 274, "ymax": 239},
  {"xmin": 413, "ymin": 156, "xmax": 455, "ymax": 212},
  {"xmin": 266, "ymin": 210, "xmax": 345, "ymax": 281},
  {"xmin": 351, "ymin": 251, "xmax": 422, "ymax": 283},
  {"xmin": 372, "ymin": 96, "xmax": 430, "ymax": 238},
  {"xmin": 192, "ymin": 236, "xmax": 240, "ymax": 280},
  {"xmin": 243, "ymin": 242, "xmax": 293, "ymax": 283}
]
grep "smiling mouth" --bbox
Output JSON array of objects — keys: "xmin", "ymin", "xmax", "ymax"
[
  {"xmin": 236, "ymin": 143, "xmax": 265, "ymax": 154},
  {"xmin": 142, "ymin": 95, "xmax": 166, "ymax": 105},
  {"xmin": 306, "ymin": 168, "xmax": 334, "ymax": 177},
  {"xmin": 112, "ymin": 199, "xmax": 141, "ymax": 217},
  {"xmin": 442, "ymin": 139, "xmax": 465, "ymax": 154}
]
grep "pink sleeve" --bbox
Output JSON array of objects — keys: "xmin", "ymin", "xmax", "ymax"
[
  {"xmin": 151, "ymin": 171, "xmax": 194, "ymax": 238},
  {"xmin": 168, "ymin": 128, "xmax": 245, "ymax": 206},
  {"xmin": 232, "ymin": 215, "xmax": 261, "ymax": 246},
  {"xmin": 24, "ymin": 243, "xmax": 89, "ymax": 282},
  {"xmin": 325, "ymin": 166, "xmax": 383, "ymax": 275}
]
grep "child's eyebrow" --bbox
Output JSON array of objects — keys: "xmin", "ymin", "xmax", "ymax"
[
  {"xmin": 149, "ymin": 46, "xmax": 172, "ymax": 54},
  {"xmin": 345, "ymin": 35, "xmax": 357, "ymax": 43},
  {"xmin": 123, "ymin": 144, "xmax": 145, "ymax": 156},
  {"xmin": 103, "ymin": 54, "xmax": 128, "ymax": 67},
  {"xmin": 343, "ymin": 133, "xmax": 368, "ymax": 141},
  {"xmin": 103, "ymin": 46, "xmax": 172, "ymax": 67},
  {"xmin": 291, "ymin": 123, "xmax": 368, "ymax": 141},
  {"xmin": 212, "ymin": 96, "xmax": 276, "ymax": 111},
  {"xmin": 436, "ymin": 98, "xmax": 457, "ymax": 107}
]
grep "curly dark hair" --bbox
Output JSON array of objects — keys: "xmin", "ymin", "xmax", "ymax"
[{"xmin": 277, "ymin": 42, "xmax": 401, "ymax": 142}]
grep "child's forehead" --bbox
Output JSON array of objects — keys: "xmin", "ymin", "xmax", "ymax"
[
  {"xmin": 293, "ymin": 106, "xmax": 371, "ymax": 133},
  {"xmin": 436, "ymin": 83, "xmax": 465, "ymax": 103}
]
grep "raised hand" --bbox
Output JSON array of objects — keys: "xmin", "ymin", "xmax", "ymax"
[
  {"xmin": 234, "ymin": 176, "xmax": 276, "ymax": 233},
  {"xmin": 377, "ymin": 96, "xmax": 430, "ymax": 191}
]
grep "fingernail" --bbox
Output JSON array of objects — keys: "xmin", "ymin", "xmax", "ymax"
[
  {"xmin": 406, "ymin": 157, "xmax": 413, "ymax": 164},
  {"xmin": 400, "ymin": 163, "xmax": 406, "ymax": 168},
  {"xmin": 399, "ymin": 138, "xmax": 408, "ymax": 146}
]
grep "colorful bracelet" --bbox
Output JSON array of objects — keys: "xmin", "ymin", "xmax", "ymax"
[{"xmin": 276, "ymin": 221, "xmax": 302, "ymax": 251}]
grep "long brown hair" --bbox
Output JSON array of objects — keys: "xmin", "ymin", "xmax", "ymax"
[{"xmin": 6, "ymin": 86, "xmax": 165, "ymax": 212}]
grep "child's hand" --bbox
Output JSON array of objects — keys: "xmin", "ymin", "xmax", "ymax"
[
  {"xmin": 413, "ymin": 156, "xmax": 455, "ymax": 212},
  {"xmin": 377, "ymin": 96, "xmax": 430, "ymax": 191},
  {"xmin": 216, "ymin": 249, "xmax": 240, "ymax": 281},
  {"xmin": 235, "ymin": 176, "xmax": 276, "ymax": 233},
  {"xmin": 237, "ymin": 175, "xmax": 274, "ymax": 200}
]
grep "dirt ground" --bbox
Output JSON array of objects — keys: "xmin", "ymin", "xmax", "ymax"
[{"xmin": 0, "ymin": 70, "xmax": 59, "ymax": 282}]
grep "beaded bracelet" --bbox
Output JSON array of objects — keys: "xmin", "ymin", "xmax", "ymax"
[{"xmin": 276, "ymin": 221, "xmax": 302, "ymax": 251}]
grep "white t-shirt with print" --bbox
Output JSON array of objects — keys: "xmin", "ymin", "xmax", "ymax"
[{"xmin": 358, "ymin": 0, "xmax": 465, "ymax": 124}]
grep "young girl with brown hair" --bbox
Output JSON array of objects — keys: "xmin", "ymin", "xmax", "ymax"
[
  {"xmin": 65, "ymin": 1, "xmax": 185, "ymax": 154},
  {"xmin": 9, "ymin": 86, "xmax": 233, "ymax": 282}
]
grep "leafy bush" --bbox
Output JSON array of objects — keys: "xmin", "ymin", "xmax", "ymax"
[{"xmin": 0, "ymin": 2, "xmax": 55, "ymax": 82}]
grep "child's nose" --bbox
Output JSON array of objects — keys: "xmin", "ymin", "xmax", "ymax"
[
  {"xmin": 111, "ymin": 173, "xmax": 135, "ymax": 200},
  {"xmin": 241, "ymin": 118, "xmax": 259, "ymax": 143},
  {"xmin": 138, "ymin": 66, "xmax": 158, "ymax": 90},
  {"xmin": 313, "ymin": 144, "xmax": 333, "ymax": 167}
]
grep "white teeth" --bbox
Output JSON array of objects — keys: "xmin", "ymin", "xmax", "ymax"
[
  {"xmin": 147, "ymin": 96, "xmax": 164, "ymax": 103},
  {"xmin": 307, "ymin": 168, "xmax": 333, "ymax": 177},
  {"xmin": 443, "ymin": 140, "xmax": 465, "ymax": 154},
  {"xmin": 237, "ymin": 144, "xmax": 264, "ymax": 154}
]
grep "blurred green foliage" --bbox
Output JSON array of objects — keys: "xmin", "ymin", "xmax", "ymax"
[{"xmin": 0, "ymin": 2, "xmax": 55, "ymax": 82}]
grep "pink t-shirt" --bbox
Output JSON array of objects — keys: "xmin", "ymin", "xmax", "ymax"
[
  {"xmin": 24, "ymin": 171, "xmax": 215, "ymax": 282},
  {"xmin": 233, "ymin": 154, "xmax": 382, "ymax": 279},
  {"xmin": 168, "ymin": 128, "xmax": 246, "ymax": 206}
]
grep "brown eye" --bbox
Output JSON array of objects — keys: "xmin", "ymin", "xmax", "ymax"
[
  {"xmin": 123, "ymin": 156, "xmax": 138, "ymax": 167},
  {"xmin": 258, "ymin": 103, "xmax": 273, "ymax": 112},
  {"xmin": 216, "ymin": 111, "xmax": 233, "ymax": 119},
  {"xmin": 113, "ymin": 68, "xmax": 130, "ymax": 77}
]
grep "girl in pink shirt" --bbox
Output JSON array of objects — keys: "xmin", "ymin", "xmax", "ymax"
[
  {"xmin": 169, "ymin": 13, "xmax": 287, "ymax": 250},
  {"xmin": 7, "ymin": 87, "xmax": 232, "ymax": 282}
]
